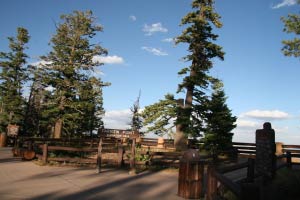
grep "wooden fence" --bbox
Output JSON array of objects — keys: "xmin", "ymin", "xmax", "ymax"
[
  {"xmin": 232, "ymin": 142, "xmax": 256, "ymax": 158},
  {"xmin": 35, "ymin": 137, "xmax": 124, "ymax": 170},
  {"xmin": 10, "ymin": 136, "xmax": 300, "ymax": 171},
  {"xmin": 207, "ymin": 151, "xmax": 299, "ymax": 200}
]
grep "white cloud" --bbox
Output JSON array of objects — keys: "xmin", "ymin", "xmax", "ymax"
[
  {"xmin": 141, "ymin": 46, "xmax": 168, "ymax": 56},
  {"xmin": 103, "ymin": 109, "xmax": 131, "ymax": 129},
  {"xmin": 143, "ymin": 22, "xmax": 168, "ymax": 36},
  {"xmin": 162, "ymin": 38, "xmax": 175, "ymax": 43},
  {"xmin": 272, "ymin": 0, "xmax": 297, "ymax": 9},
  {"xmin": 241, "ymin": 110, "xmax": 289, "ymax": 120},
  {"xmin": 236, "ymin": 119, "xmax": 259, "ymax": 128},
  {"xmin": 92, "ymin": 55, "xmax": 124, "ymax": 65},
  {"xmin": 129, "ymin": 15, "xmax": 137, "ymax": 21}
]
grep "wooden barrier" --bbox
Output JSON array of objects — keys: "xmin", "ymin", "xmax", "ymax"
[
  {"xmin": 276, "ymin": 151, "xmax": 299, "ymax": 169},
  {"xmin": 232, "ymin": 142, "xmax": 256, "ymax": 157},
  {"xmin": 207, "ymin": 152, "xmax": 299, "ymax": 199},
  {"xmin": 207, "ymin": 158, "xmax": 256, "ymax": 200},
  {"xmin": 36, "ymin": 137, "xmax": 123, "ymax": 172},
  {"xmin": 149, "ymin": 151, "xmax": 183, "ymax": 167}
]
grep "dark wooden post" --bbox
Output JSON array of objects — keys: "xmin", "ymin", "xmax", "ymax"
[
  {"xmin": 247, "ymin": 158, "xmax": 255, "ymax": 182},
  {"xmin": 0, "ymin": 133, "xmax": 7, "ymax": 147},
  {"xmin": 97, "ymin": 137, "xmax": 103, "ymax": 173},
  {"xmin": 178, "ymin": 150, "xmax": 203, "ymax": 199},
  {"xmin": 42, "ymin": 143, "xmax": 48, "ymax": 164},
  {"xmin": 255, "ymin": 122, "xmax": 276, "ymax": 179},
  {"xmin": 129, "ymin": 138, "xmax": 136, "ymax": 175},
  {"xmin": 118, "ymin": 146, "xmax": 124, "ymax": 168},
  {"xmin": 206, "ymin": 165, "xmax": 218, "ymax": 200},
  {"xmin": 286, "ymin": 151, "xmax": 292, "ymax": 168}
]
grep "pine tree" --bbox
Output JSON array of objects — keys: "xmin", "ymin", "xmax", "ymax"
[
  {"xmin": 0, "ymin": 27, "xmax": 30, "ymax": 133},
  {"xmin": 202, "ymin": 80, "xmax": 236, "ymax": 155},
  {"xmin": 281, "ymin": 5, "xmax": 300, "ymax": 58},
  {"xmin": 176, "ymin": 0, "xmax": 224, "ymax": 136},
  {"xmin": 142, "ymin": 0, "xmax": 225, "ymax": 150},
  {"xmin": 40, "ymin": 10, "xmax": 108, "ymax": 138},
  {"xmin": 142, "ymin": 94, "xmax": 177, "ymax": 136},
  {"xmin": 130, "ymin": 91, "xmax": 143, "ymax": 133},
  {"xmin": 23, "ymin": 65, "xmax": 49, "ymax": 137}
]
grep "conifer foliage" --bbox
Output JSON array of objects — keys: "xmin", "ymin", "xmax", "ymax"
[
  {"xmin": 281, "ymin": 4, "xmax": 300, "ymax": 58},
  {"xmin": 202, "ymin": 81, "xmax": 236, "ymax": 154},
  {"xmin": 130, "ymin": 91, "xmax": 143, "ymax": 132},
  {"xmin": 142, "ymin": 94, "xmax": 177, "ymax": 136},
  {"xmin": 175, "ymin": 0, "xmax": 224, "ymax": 136},
  {"xmin": 40, "ymin": 10, "xmax": 108, "ymax": 138},
  {"xmin": 0, "ymin": 27, "xmax": 30, "ymax": 133},
  {"xmin": 143, "ymin": 0, "xmax": 236, "ymax": 151}
]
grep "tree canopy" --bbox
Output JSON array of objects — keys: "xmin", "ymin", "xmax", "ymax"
[
  {"xmin": 0, "ymin": 27, "xmax": 30, "ymax": 133},
  {"xmin": 39, "ymin": 10, "xmax": 108, "ymax": 138},
  {"xmin": 142, "ymin": 0, "xmax": 235, "ymax": 151}
]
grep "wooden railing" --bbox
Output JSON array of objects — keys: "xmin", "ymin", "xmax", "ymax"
[
  {"xmin": 36, "ymin": 137, "xmax": 124, "ymax": 170},
  {"xmin": 206, "ymin": 158, "xmax": 256, "ymax": 200},
  {"xmin": 232, "ymin": 142, "xmax": 256, "ymax": 157},
  {"xmin": 282, "ymin": 145, "xmax": 300, "ymax": 158},
  {"xmin": 207, "ymin": 151, "xmax": 299, "ymax": 200}
]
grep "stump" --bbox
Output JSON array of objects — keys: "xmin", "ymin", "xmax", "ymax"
[{"xmin": 22, "ymin": 150, "xmax": 36, "ymax": 160}]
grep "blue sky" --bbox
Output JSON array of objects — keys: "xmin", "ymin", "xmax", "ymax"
[{"xmin": 1, "ymin": 0, "xmax": 300, "ymax": 144}]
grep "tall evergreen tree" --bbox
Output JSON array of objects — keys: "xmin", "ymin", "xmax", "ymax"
[
  {"xmin": 23, "ymin": 65, "xmax": 50, "ymax": 136},
  {"xmin": 175, "ymin": 0, "xmax": 224, "ymax": 136},
  {"xmin": 41, "ymin": 10, "xmax": 108, "ymax": 138},
  {"xmin": 281, "ymin": 3, "xmax": 300, "ymax": 58},
  {"xmin": 0, "ymin": 27, "xmax": 30, "ymax": 133},
  {"xmin": 202, "ymin": 81, "xmax": 236, "ymax": 155},
  {"xmin": 143, "ymin": 0, "xmax": 224, "ymax": 150}
]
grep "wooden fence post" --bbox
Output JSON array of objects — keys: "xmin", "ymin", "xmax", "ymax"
[
  {"xmin": 118, "ymin": 146, "xmax": 124, "ymax": 168},
  {"xmin": 286, "ymin": 151, "xmax": 292, "ymax": 168},
  {"xmin": 129, "ymin": 138, "xmax": 136, "ymax": 174},
  {"xmin": 247, "ymin": 158, "xmax": 255, "ymax": 182},
  {"xmin": 97, "ymin": 137, "xmax": 103, "ymax": 173},
  {"xmin": 42, "ymin": 143, "xmax": 48, "ymax": 164},
  {"xmin": 90, "ymin": 139, "xmax": 94, "ymax": 148},
  {"xmin": 206, "ymin": 165, "xmax": 217, "ymax": 200}
]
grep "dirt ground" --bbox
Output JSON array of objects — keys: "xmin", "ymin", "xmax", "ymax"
[{"xmin": 0, "ymin": 147, "xmax": 183, "ymax": 200}]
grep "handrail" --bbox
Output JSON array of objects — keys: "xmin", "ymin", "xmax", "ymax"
[
  {"xmin": 38, "ymin": 145, "xmax": 98, "ymax": 152},
  {"xmin": 217, "ymin": 161, "xmax": 250, "ymax": 174},
  {"xmin": 213, "ymin": 171, "xmax": 241, "ymax": 196}
]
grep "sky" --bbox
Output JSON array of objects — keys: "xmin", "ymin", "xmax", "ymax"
[{"xmin": 0, "ymin": 0, "xmax": 300, "ymax": 144}]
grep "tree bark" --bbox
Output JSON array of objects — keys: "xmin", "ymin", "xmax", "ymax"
[
  {"xmin": 175, "ymin": 99, "xmax": 188, "ymax": 151},
  {"xmin": 54, "ymin": 118, "xmax": 62, "ymax": 138}
]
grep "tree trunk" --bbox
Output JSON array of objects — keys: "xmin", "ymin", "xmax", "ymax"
[
  {"xmin": 184, "ymin": 68, "xmax": 196, "ymax": 109},
  {"xmin": 54, "ymin": 118, "xmax": 62, "ymax": 138},
  {"xmin": 175, "ymin": 99, "xmax": 188, "ymax": 151}
]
